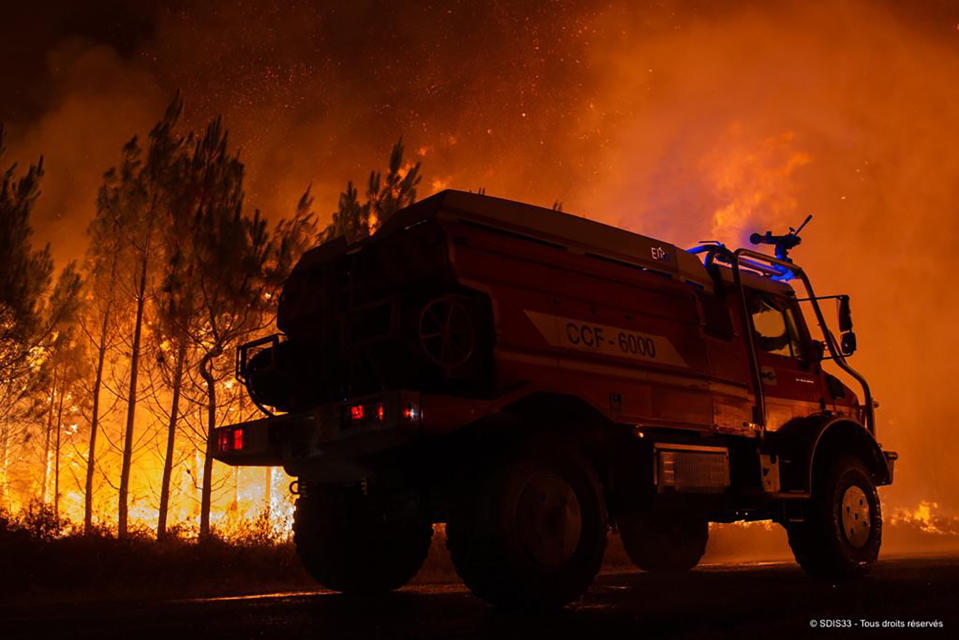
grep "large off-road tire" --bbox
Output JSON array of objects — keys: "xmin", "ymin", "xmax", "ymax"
[
  {"xmin": 618, "ymin": 510, "xmax": 708, "ymax": 572},
  {"xmin": 786, "ymin": 456, "xmax": 882, "ymax": 580},
  {"xmin": 446, "ymin": 438, "xmax": 607, "ymax": 609},
  {"xmin": 293, "ymin": 484, "xmax": 433, "ymax": 594}
]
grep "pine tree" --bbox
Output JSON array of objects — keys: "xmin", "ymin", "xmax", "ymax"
[
  {"xmin": 152, "ymin": 234, "xmax": 194, "ymax": 539},
  {"xmin": 164, "ymin": 117, "xmax": 276, "ymax": 538},
  {"xmin": 80, "ymin": 97, "xmax": 185, "ymax": 537},
  {"xmin": 114, "ymin": 98, "xmax": 183, "ymax": 537},
  {"xmin": 0, "ymin": 124, "xmax": 77, "ymax": 510},
  {"xmin": 273, "ymin": 186, "xmax": 320, "ymax": 281},
  {"xmin": 79, "ymin": 148, "xmax": 133, "ymax": 533},
  {"xmin": 106, "ymin": 135, "xmax": 151, "ymax": 539},
  {"xmin": 0, "ymin": 123, "xmax": 53, "ymax": 388},
  {"xmin": 366, "ymin": 137, "xmax": 422, "ymax": 228},
  {"xmin": 321, "ymin": 138, "xmax": 421, "ymax": 244},
  {"xmin": 151, "ymin": 95, "xmax": 197, "ymax": 539},
  {"xmin": 36, "ymin": 265, "xmax": 84, "ymax": 519}
]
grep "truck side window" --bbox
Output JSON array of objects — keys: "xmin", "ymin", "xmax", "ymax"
[
  {"xmin": 695, "ymin": 291, "xmax": 734, "ymax": 340},
  {"xmin": 748, "ymin": 292, "xmax": 803, "ymax": 358},
  {"xmin": 782, "ymin": 306, "xmax": 805, "ymax": 358}
]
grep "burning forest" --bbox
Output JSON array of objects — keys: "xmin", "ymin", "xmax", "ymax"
[
  {"xmin": 0, "ymin": 107, "xmax": 425, "ymax": 540},
  {"xmin": 2, "ymin": 0, "xmax": 959, "ymax": 624}
]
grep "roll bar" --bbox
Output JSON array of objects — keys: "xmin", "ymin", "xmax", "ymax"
[{"xmin": 699, "ymin": 245, "xmax": 875, "ymax": 438}]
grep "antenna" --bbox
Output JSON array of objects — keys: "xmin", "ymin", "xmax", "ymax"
[
  {"xmin": 792, "ymin": 213, "xmax": 812, "ymax": 237},
  {"xmin": 749, "ymin": 213, "xmax": 813, "ymax": 261}
]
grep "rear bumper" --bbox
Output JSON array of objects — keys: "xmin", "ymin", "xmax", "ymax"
[
  {"xmin": 212, "ymin": 389, "xmax": 501, "ymax": 481},
  {"xmin": 213, "ymin": 390, "xmax": 425, "ymax": 478}
]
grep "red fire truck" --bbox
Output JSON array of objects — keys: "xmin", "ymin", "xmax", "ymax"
[{"xmin": 213, "ymin": 190, "xmax": 896, "ymax": 608}]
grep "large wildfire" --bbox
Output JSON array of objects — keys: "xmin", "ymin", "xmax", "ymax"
[{"xmin": 1, "ymin": 1, "xmax": 958, "ymax": 544}]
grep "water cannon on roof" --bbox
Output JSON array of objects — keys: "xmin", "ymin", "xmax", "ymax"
[{"xmin": 749, "ymin": 214, "xmax": 813, "ymax": 261}]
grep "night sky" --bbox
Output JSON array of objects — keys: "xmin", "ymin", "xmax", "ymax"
[
  {"xmin": 2, "ymin": 1, "xmax": 957, "ymax": 251},
  {"xmin": 3, "ymin": 1, "xmax": 957, "ymax": 121}
]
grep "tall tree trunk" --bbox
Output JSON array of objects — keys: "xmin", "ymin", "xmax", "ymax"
[
  {"xmin": 199, "ymin": 347, "xmax": 221, "ymax": 539},
  {"xmin": 84, "ymin": 308, "xmax": 110, "ymax": 534},
  {"xmin": 40, "ymin": 368, "xmax": 58, "ymax": 503},
  {"xmin": 157, "ymin": 341, "xmax": 186, "ymax": 540},
  {"xmin": 232, "ymin": 467, "xmax": 238, "ymax": 512},
  {"xmin": 264, "ymin": 466, "xmax": 272, "ymax": 520},
  {"xmin": 53, "ymin": 381, "xmax": 65, "ymax": 521},
  {"xmin": 0, "ymin": 422, "xmax": 9, "ymax": 510},
  {"xmin": 118, "ymin": 249, "xmax": 149, "ymax": 538},
  {"xmin": 193, "ymin": 442, "xmax": 201, "ymax": 519}
]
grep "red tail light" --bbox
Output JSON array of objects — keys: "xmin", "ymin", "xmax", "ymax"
[
  {"xmin": 351, "ymin": 404, "xmax": 365, "ymax": 420},
  {"xmin": 218, "ymin": 427, "xmax": 244, "ymax": 453},
  {"xmin": 377, "ymin": 403, "xmax": 384, "ymax": 421}
]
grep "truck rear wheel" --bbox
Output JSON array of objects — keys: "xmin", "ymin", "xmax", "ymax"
[
  {"xmin": 618, "ymin": 511, "xmax": 708, "ymax": 572},
  {"xmin": 446, "ymin": 439, "xmax": 607, "ymax": 609},
  {"xmin": 786, "ymin": 456, "xmax": 882, "ymax": 580},
  {"xmin": 293, "ymin": 485, "xmax": 433, "ymax": 594}
]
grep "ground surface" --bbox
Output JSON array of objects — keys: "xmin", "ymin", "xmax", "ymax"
[{"xmin": 5, "ymin": 553, "xmax": 957, "ymax": 639}]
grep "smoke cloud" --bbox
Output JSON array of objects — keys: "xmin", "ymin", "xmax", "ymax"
[{"xmin": 581, "ymin": 1, "xmax": 959, "ymax": 510}]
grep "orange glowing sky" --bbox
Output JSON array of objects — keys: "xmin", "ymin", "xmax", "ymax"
[{"xmin": 3, "ymin": 0, "xmax": 959, "ymax": 515}]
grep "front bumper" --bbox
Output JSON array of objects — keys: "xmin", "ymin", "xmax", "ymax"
[{"xmin": 883, "ymin": 450, "xmax": 898, "ymax": 485}]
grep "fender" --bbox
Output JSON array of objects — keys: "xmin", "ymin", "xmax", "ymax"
[{"xmin": 765, "ymin": 415, "xmax": 893, "ymax": 495}]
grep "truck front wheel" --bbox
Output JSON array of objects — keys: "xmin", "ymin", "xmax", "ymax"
[
  {"xmin": 293, "ymin": 484, "xmax": 433, "ymax": 594},
  {"xmin": 786, "ymin": 456, "xmax": 882, "ymax": 579},
  {"xmin": 446, "ymin": 439, "xmax": 607, "ymax": 609},
  {"xmin": 618, "ymin": 511, "xmax": 708, "ymax": 572}
]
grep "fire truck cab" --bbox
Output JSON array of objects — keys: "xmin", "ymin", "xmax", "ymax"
[{"xmin": 213, "ymin": 190, "xmax": 896, "ymax": 608}]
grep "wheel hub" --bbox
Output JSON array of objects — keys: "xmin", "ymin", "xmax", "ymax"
[
  {"xmin": 840, "ymin": 485, "xmax": 871, "ymax": 548},
  {"xmin": 516, "ymin": 472, "xmax": 582, "ymax": 568}
]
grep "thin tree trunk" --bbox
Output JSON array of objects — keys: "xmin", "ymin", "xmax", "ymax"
[
  {"xmin": 0, "ymin": 422, "xmax": 9, "ymax": 510},
  {"xmin": 53, "ymin": 381, "xmax": 65, "ymax": 521},
  {"xmin": 199, "ymin": 348, "xmax": 220, "ymax": 539},
  {"xmin": 40, "ymin": 368, "xmax": 58, "ymax": 503},
  {"xmin": 157, "ymin": 341, "xmax": 186, "ymax": 540},
  {"xmin": 193, "ymin": 442, "xmax": 201, "ymax": 519},
  {"xmin": 232, "ymin": 467, "xmax": 238, "ymax": 512},
  {"xmin": 84, "ymin": 308, "xmax": 110, "ymax": 534},
  {"xmin": 264, "ymin": 466, "xmax": 272, "ymax": 520},
  {"xmin": 118, "ymin": 249, "xmax": 149, "ymax": 538}
]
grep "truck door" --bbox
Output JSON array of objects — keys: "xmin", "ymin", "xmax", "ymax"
[{"xmin": 745, "ymin": 289, "xmax": 824, "ymax": 430}]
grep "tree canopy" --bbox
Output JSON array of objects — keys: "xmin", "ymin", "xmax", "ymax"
[{"xmin": 322, "ymin": 138, "xmax": 421, "ymax": 245}]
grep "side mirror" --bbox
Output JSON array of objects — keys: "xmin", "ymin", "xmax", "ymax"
[
  {"xmin": 838, "ymin": 295, "xmax": 853, "ymax": 333},
  {"xmin": 840, "ymin": 331, "xmax": 857, "ymax": 356}
]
